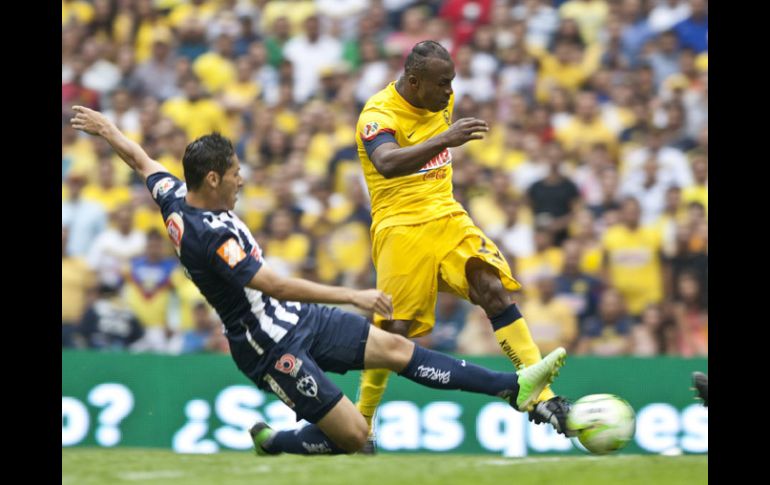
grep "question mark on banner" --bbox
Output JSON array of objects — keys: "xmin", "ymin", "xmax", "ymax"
[
  {"xmin": 61, "ymin": 397, "xmax": 90, "ymax": 446},
  {"xmin": 87, "ymin": 383, "xmax": 135, "ymax": 447}
]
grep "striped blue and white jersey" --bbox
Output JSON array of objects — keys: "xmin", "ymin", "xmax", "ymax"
[{"xmin": 147, "ymin": 172, "xmax": 309, "ymax": 354}]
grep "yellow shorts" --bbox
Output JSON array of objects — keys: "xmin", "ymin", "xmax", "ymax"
[{"xmin": 372, "ymin": 213, "xmax": 521, "ymax": 337}]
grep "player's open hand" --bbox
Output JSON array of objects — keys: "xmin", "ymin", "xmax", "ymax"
[
  {"xmin": 439, "ymin": 117, "xmax": 489, "ymax": 147},
  {"xmin": 351, "ymin": 289, "xmax": 393, "ymax": 320},
  {"xmin": 70, "ymin": 105, "xmax": 112, "ymax": 136}
]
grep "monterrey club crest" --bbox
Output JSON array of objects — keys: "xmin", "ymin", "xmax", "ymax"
[
  {"xmin": 296, "ymin": 374, "xmax": 318, "ymax": 398},
  {"xmin": 361, "ymin": 121, "xmax": 380, "ymax": 141}
]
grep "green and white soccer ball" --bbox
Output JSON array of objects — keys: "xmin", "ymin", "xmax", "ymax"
[{"xmin": 567, "ymin": 394, "xmax": 636, "ymax": 455}]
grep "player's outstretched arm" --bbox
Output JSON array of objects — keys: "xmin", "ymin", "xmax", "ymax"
[
  {"xmin": 70, "ymin": 105, "xmax": 166, "ymax": 181},
  {"xmin": 371, "ymin": 117, "xmax": 489, "ymax": 178},
  {"xmin": 247, "ymin": 265, "xmax": 393, "ymax": 319}
]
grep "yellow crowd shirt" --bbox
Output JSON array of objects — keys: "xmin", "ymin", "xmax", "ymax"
[{"xmin": 602, "ymin": 224, "xmax": 663, "ymax": 315}]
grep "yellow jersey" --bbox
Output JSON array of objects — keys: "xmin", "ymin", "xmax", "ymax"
[{"xmin": 356, "ymin": 82, "xmax": 465, "ymax": 234}]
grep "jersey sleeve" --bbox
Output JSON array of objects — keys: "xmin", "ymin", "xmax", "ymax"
[
  {"xmin": 206, "ymin": 231, "xmax": 263, "ymax": 288},
  {"xmin": 358, "ymin": 108, "xmax": 399, "ymax": 159},
  {"xmin": 146, "ymin": 172, "xmax": 187, "ymax": 214}
]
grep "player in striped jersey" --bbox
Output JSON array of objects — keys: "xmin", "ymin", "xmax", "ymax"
[{"xmin": 70, "ymin": 106, "xmax": 567, "ymax": 455}]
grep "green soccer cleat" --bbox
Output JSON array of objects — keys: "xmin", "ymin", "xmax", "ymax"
[
  {"xmin": 513, "ymin": 347, "xmax": 567, "ymax": 412},
  {"xmin": 250, "ymin": 422, "xmax": 279, "ymax": 456}
]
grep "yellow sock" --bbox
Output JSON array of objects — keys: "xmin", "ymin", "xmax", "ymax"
[
  {"xmin": 356, "ymin": 368, "xmax": 391, "ymax": 434},
  {"xmin": 491, "ymin": 304, "xmax": 555, "ymax": 402}
]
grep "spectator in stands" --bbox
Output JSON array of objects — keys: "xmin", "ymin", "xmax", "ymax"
[
  {"xmin": 632, "ymin": 303, "xmax": 676, "ymax": 356},
  {"xmin": 673, "ymin": 271, "xmax": 708, "ymax": 357},
  {"xmin": 176, "ymin": 302, "xmax": 226, "ymax": 354},
  {"xmin": 672, "ymin": 0, "xmax": 708, "ymax": 53},
  {"xmin": 87, "ymin": 203, "xmax": 146, "ymax": 290},
  {"xmin": 521, "ymin": 274, "xmax": 578, "ymax": 354},
  {"xmin": 193, "ymin": 33, "xmax": 237, "ymax": 95},
  {"xmin": 602, "ymin": 197, "xmax": 664, "ymax": 319},
  {"xmin": 666, "ymin": 218, "xmax": 707, "ymax": 307},
  {"xmin": 498, "ymin": 198, "xmax": 536, "ymax": 260},
  {"xmin": 682, "ymin": 151, "xmax": 707, "ymax": 211},
  {"xmin": 517, "ymin": 226, "xmax": 565, "ymax": 289},
  {"xmin": 132, "ymin": 28, "xmax": 178, "ymax": 101},
  {"xmin": 161, "ymin": 75, "xmax": 231, "ymax": 140},
  {"xmin": 81, "ymin": 155, "xmax": 133, "ymax": 213},
  {"xmin": 62, "ymin": 56, "xmax": 101, "ymax": 117},
  {"xmin": 645, "ymin": 30, "xmax": 682, "ymax": 88},
  {"xmin": 555, "ymin": 239, "xmax": 603, "ymax": 332},
  {"xmin": 264, "ymin": 208, "xmax": 311, "ymax": 277},
  {"xmin": 80, "ymin": 284, "xmax": 145, "ymax": 350},
  {"xmin": 62, "ymin": 227, "xmax": 97, "ymax": 348},
  {"xmin": 264, "ymin": 15, "xmax": 292, "ymax": 68},
  {"xmin": 526, "ymin": 142, "xmax": 581, "ymax": 245},
  {"xmin": 62, "ymin": 171, "xmax": 108, "ymax": 257},
  {"xmin": 575, "ymin": 288, "xmax": 634, "ymax": 356},
  {"xmin": 556, "ymin": 90, "xmax": 617, "ymax": 161},
  {"xmin": 620, "ymin": 155, "xmax": 669, "ymax": 225},
  {"xmin": 124, "ymin": 229, "xmax": 179, "ymax": 353},
  {"xmin": 457, "ymin": 307, "xmax": 503, "ymax": 356},
  {"xmin": 283, "ymin": 14, "xmax": 343, "ymax": 103},
  {"xmin": 559, "ymin": 0, "xmax": 608, "ymax": 46}
]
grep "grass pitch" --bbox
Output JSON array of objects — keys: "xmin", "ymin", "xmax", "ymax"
[{"xmin": 62, "ymin": 449, "xmax": 707, "ymax": 485}]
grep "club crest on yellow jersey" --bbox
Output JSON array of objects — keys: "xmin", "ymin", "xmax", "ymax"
[{"xmin": 362, "ymin": 121, "xmax": 380, "ymax": 141}]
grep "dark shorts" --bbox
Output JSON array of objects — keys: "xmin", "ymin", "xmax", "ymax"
[{"xmin": 231, "ymin": 305, "xmax": 371, "ymax": 423}]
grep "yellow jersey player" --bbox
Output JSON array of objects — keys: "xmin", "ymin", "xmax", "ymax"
[{"xmin": 355, "ymin": 41, "xmax": 574, "ymax": 449}]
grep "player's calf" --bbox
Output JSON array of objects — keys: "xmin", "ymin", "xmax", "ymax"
[{"xmin": 251, "ymin": 397, "xmax": 368, "ymax": 456}]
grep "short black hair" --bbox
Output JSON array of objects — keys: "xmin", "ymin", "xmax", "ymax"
[
  {"xmin": 404, "ymin": 40, "xmax": 452, "ymax": 76},
  {"xmin": 182, "ymin": 133, "xmax": 235, "ymax": 190}
]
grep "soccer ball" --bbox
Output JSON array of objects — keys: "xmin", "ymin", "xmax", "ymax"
[{"xmin": 567, "ymin": 394, "xmax": 636, "ymax": 455}]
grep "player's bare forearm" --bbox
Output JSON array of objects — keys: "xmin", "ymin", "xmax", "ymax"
[
  {"xmin": 371, "ymin": 137, "xmax": 448, "ymax": 178},
  {"xmin": 70, "ymin": 106, "xmax": 166, "ymax": 181},
  {"xmin": 248, "ymin": 265, "xmax": 393, "ymax": 318},
  {"xmin": 371, "ymin": 117, "xmax": 488, "ymax": 178},
  {"xmin": 273, "ymin": 275, "xmax": 354, "ymax": 305},
  {"xmin": 100, "ymin": 124, "xmax": 162, "ymax": 179}
]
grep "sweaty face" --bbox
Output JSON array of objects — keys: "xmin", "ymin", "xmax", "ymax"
[
  {"xmin": 416, "ymin": 58, "xmax": 455, "ymax": 112},
  {"xmin": 219, "ymin": 158, "xmax": 244, "ymax": 211}
]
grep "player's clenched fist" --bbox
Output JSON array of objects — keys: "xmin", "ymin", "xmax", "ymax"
[{"xmin": 351, "ymin": 289, "xmax": 394, "ymax": 320}]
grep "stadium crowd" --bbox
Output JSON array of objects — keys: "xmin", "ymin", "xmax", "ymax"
[{"xmin": 62, "ymin": 0, "xmax": 707, "ymax": 358}]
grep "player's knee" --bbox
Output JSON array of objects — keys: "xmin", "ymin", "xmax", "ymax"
[
  {"xmin": 337, "ymin": 422, "xmax": 369, "ymax": 452},
  {"xmin": 385, "ymin": 333, "xmax": 414, "ymax": 369},
  {"xmin": 392, "ymin": 332, "xmax": 413, "ymax": 355}
]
